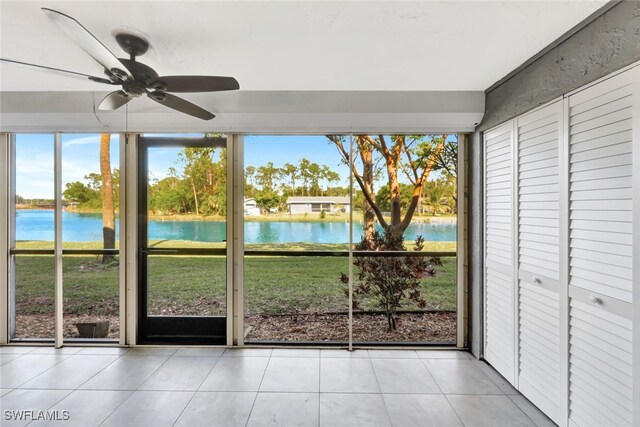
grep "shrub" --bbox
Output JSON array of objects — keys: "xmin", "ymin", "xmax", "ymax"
[{"xmin": 341, "ymin": 229, "xmax": 441, "ymax": 330}]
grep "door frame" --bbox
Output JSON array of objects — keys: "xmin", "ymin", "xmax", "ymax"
[{"xmin": 136, "ymin": 134, "xmax": 230, "ymax": 345}]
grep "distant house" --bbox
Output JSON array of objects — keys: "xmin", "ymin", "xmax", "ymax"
[
  {"xmin": 286, "ymin": 196, "xmax": 350, "ymax": 214},
  {"xmin": 244, "ymin": 198, "xmax": 261, "ymax": 216}
]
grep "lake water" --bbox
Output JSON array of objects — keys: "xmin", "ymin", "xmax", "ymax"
[{"xmin": 16, "ymin": 210, "xmax": 457, "ymax": 243}]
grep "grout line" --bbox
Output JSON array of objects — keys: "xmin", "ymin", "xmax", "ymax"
[
  {"xmin": 170, "ymin": 390, "xmax": 198, "ymax": 427},
  {"xmin": 471, "ymin": 359, "xmax": 515, "ymax": 394},
  {"xmin": 419, "ymin": 358, "xmax": 446, "ymax": 395},
  {"xmin": 506, "ymin": 394, "xmax": 549, "ymax": 427},
  {"xmin": 367, "ymin": 356, "xmax": 394, "ymax": 426},
  {"xmin": 94, "ymin": 351, "xmax": 178, "ymax": 426},
  {"xmin": 317, "ymin": 356, "xmax": 321, "ymax": 427},
  {"xmin": 244, "ymin": 350, "xmax": 272, "ymax": 427},
  {"xmin": 12, "ymin": 353, "xmax": 74, "ymax": 389},
  {"xmin": 22, "ymin": 388, "xmax": 75, "ymax": 427},
  {"xmin": 171, "ymin": 355, "xmax": 224, "ymax": 426},
  {"xmin": 442, "ymin": 394, "xmax": 467, "ymax": 426},
  {"xmin": 98, "ymin": 390, "xmax": 191, "ymax": 427},
  {"xmin": 73, "ymin": 351, "xmax": 131, "ymax": 390},
  {"xmin": 195, "ymin": 355, "xmax": 223, "ymax": 392},
  {"xmin": 94, "ymin": 390, "xmax": 136, "ymax": 426},
  {"xmin": 130, "ymin": 352, "xmax": 179, "ymax": 392},
  {"xmin": 0, "ymin": 352, "xmax": 25, "ymax": 366}
]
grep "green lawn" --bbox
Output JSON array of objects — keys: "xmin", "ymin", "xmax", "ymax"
[{"xmin": 14, "ymin": 241, "xmax": 457, "ymax": 317}]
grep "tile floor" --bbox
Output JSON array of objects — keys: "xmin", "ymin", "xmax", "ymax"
[{"xmin": 0, "ymin": 346, "xmax": 555, "ymax": 427}]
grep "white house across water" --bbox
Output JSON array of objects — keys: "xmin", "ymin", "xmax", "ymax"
[{"xmin": 285, "ymin": 196, "xmax": 350, "ymax": 214}]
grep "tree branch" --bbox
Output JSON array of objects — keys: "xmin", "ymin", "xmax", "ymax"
[
  {"xmin": 399, "ymin": 161, "xmax": 416, "ymax": 186},
  {"xmin": 327, "ymin": 135, "xmax": 388, "ymax": 229},
  {"xmin": 378, "ymin": 135, "xmax": 390, "ymax": 159},
  {"xmin": 352, "ymin": 173, "xmax": 388, "ymax": 229},
  {"xmin": 402, "ymin": 142, "xmax": 419, "ymax": 182},
  {"xmin": 360, "ymin": 135, "xmax": 382, "ymax": 153},
  {"xmin": 392, "ymin": 135, "xmax": 404, "ymax": 161},
  {"xmin": 399, "ymin": 136, "xmax": 446, "ymax": 231}
]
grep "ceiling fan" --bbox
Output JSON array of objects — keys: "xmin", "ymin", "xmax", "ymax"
[{"xmin": 0, "ymin": 8, "xmax": 240, "ymax": 120}]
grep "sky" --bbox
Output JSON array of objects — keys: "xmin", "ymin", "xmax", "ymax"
[
  {"xmin": 15, "ymin": 134, "xmax": 351, "ymax": 199},
  {"xmin": 14, "ymin": 134, "xmax": 450, "ymax": 199},
  {"xmin": 15, "ymin": 133, "xmax": 120, "ymax": 199}
]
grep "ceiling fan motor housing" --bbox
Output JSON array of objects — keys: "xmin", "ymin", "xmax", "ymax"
[{"xmin": 122, "ymin": 80, "xmax": 146, "ymax": 97}]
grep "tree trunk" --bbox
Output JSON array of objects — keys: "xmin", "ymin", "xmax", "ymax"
[
  {"xmin": 191, "ymin": 179, "xmax": 199, "ymax": 215},
  {"xmin": 100, "ymin": 134, "xmax": 115, "ymax": 263},
  {"xmin": 357, "ymin": 137, "xmax": 375, "ymax": 242},
  {"xmin": 385, "ymin": 137, "xmax": 404, "ymax": 242}
]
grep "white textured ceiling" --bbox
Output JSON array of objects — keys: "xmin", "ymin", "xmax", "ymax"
[{"xmin": 0, "ymin": 0, "xmax": 610, "ymax": 132}]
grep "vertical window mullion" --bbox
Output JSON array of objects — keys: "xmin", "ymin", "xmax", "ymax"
[
  {"xmin": 456, "ymin": 134, "xmax": 467, "ymax": 348},
  {"xmin": 118, "ymin": 134, "xmax": 127, "ymax": 346},
  {"xmin": 54, "ymin": 132, "xmax": 63, "ymax": 347},
  {"xmin": 0, "ymin": 134, "xmax": 9, "ymax": 344},
  {"xmin": 7, "ymin": 135, "xmax": 16, "ymax": 341},
  {"xmin": 348, "ymin": 134, "xmax": 354, "ymax": 350}
]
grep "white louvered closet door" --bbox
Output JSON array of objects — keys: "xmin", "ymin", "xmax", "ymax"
[
  {"xmin": 484, "ymin": 122, "xmax": 516, "ymax": 383},
  {"xmin": 516, "ymin": 101, "xmax": 563, "ymax": 424},
  {"xmin": 567, "ymin": 68, "xmax": 637, "ymax": 427}
]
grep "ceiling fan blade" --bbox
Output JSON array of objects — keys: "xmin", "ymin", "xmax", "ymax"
[
  {"xmin": 147, "ymin": 92, "xmax": 215, "ymax": 120},
  {"xmin": 42, "ymin": 8, "xmax": 133, "ymax": 81},
  {"xmin": 150, "ymin": 76, "xmax": 240, "ymax": 93},
  {"xmin": 0, "ymin": 58, "xmax": 115, "ymax": 84},
  {"xmin": 99, "ymin": 91, "xmax": 133, "ymax": 110}
]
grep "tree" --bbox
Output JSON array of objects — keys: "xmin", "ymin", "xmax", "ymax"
[
  {"xmin": 375, "ymin": 183, "xmax": 413, "ymax": 212},
  {"xmin": 63, "ymin": 181, "xmax": 95, "ymax": 204},
  {"xmin": 245, "ymin": 166, "xmax": 257, "ymax": 197},
  {"xmin": 320, "ymin": 165, "xmax": 340, "ymax": 196},
  {"xmin": 416, "ymin": 136, "xmax": 458, "ymax": 212},
  {"xmin": 422, "ymin": 176, "xmax": 456, "ymax": 215},
  {"xmin": 327, "ymin": 134, "xmax": 448, "ymax": 331},
  {"xmin": 100, "ymin": 134, "xmax": 116, "ymax": 263},
  {"xmin": 307, "ymin": 161, "xmax": 322, "ymax": 196},
  {"xmin": 298, "ymin": 158, "xmax": 312, "ymax": 196},
  {"xmin": 280, "ymin": 163, "xmax": 298, "ymax": 195},
  {"xmin": 179, "ymin": 147, "xmax": 226, "ymax": 216},
  {"xmin": 149, "ymin": 177, "xmax": 190, "ymax": 214},
  {"xmin": 326, "ymin": 136, "xmax": 377, "ymax": 240},
  {"xmin": 256, "ymin": 162, "xmax": 280, "ymax": 190},
  {"xmin": 255, "ymin": 189, "xmax": 280, "ymax": 213}
]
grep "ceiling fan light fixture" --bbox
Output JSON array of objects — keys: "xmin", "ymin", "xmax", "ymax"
[
  {"xmin": 109, "ymin": 67, "xmax": 129, "ymax": 82},
  {"xmin": 149, "ymin": 90, "xmax": 167, "ymax": 102},
  {"xmin": 149, "ymin": 81, "xmax": 168, "ymax": 91}
]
